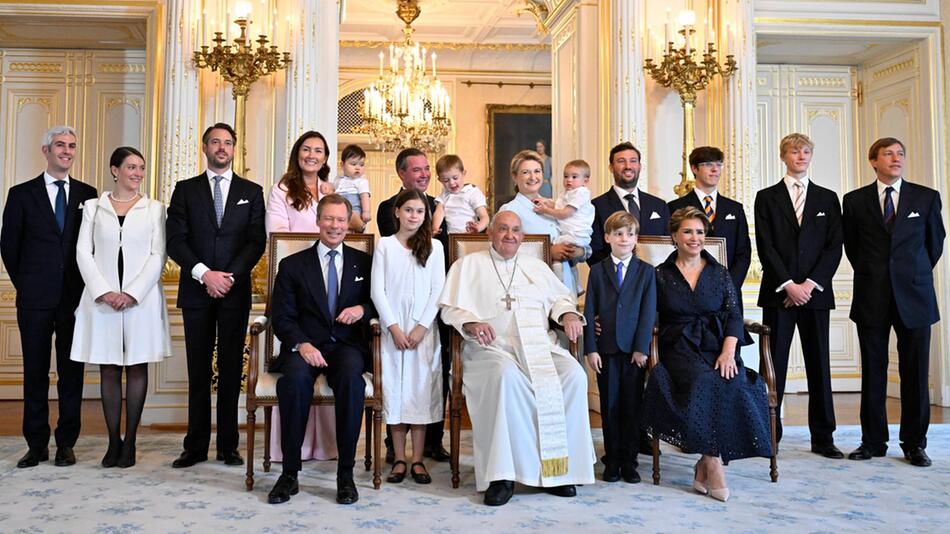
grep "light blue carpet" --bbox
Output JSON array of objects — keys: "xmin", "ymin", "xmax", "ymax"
[{"xmin": 0, "ymin": 425, "xmax": 948, "ymax": 533}]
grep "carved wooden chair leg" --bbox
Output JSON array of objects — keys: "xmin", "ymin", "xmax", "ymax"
[
  {"xmin": 652, "ymin": 436, "xmax": 661, "ymax": 485},
  {"xmin": 770, "ymin": 404, "xmax": 779, "ymax": 482},
  {"xmin": 450, "ymin": 393, "xmax": 461, "ymax": 489},
  {"xmin": 245, "ymin": 408, "xmax": 256, "ymax": 491},
  {"xmin": 364, "ymin": 406, "xmax": 373, "ymax": 471},
  {"xmin": 263, "ymin": 406, "xmax": 272, "ymax": 473},
  {"xmin": 372, "ymin": 406, "xmax": 382, "ymax": 489}
]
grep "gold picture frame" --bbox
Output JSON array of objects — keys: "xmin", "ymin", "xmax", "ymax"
[{"xmin": 486, "ymin": 104, "xmax": 552, "ymax": 213}]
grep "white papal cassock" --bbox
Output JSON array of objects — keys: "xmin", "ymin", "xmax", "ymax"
[{"xmin": 440, "ymin": 248, "xmax": 596, "ymax": 491}]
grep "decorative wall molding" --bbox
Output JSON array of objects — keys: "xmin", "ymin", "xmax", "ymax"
[
  {"xmin": 8, "ymin": 62, "xmax": 62, "ymax": 73},
  {"xmin": 799, "ymin": 76, "xmax": 847, "ymax": 88},
  {"xmin": 99, "ymin": 63, "xmax": 146, "ymax": 74},
  {"xmin": 339, "ymin": 40, "xmax": 549, "ymax": 51},
  {"xmin": 106, "ymin": 97, "xmax": 142, "ymax": 111},
  {"xmin": 15, "ymin": 96, "xmax": 51, "ymax": 111},
  {"xmin": 872, "ymin": 58, "xmax": 915, "ymax": 81}
]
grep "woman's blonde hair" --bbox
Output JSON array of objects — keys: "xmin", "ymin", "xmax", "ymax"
[
  {"xmin": 668, "ymin": 206, "xmax": 710, "ymax": 235},
  {"xmin": 509, "ymin": 149, "xmax": 544, "ymax": 178}
]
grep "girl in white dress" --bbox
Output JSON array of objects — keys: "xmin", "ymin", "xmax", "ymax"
[
  {"xmin": 70, "ymin": 147, "xmax": 171, "ymax": 468},
  {"xmin": 371, "ymin": 189, "xmax": 445, "ymax": 484}
]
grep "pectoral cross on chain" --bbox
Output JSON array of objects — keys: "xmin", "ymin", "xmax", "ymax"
[{"xmin": 501, "ymin": 293, "xmax": 516, "ymax": 310}]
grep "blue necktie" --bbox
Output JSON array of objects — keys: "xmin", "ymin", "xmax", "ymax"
[
  {"xmin": 616, "ymin": 261, "xmax": 624, "ymax": 287},
  {"xmin": 326, "ymin": 249, "xmax": 339, "ymax": 318},
  {"xmin": 883, "ymin": 186, "xmax": 895, "ymax": 232},
  {"xmin": 53, "ymin": 180, "xmax": 66, "ymax": 231},
  {"xmin": 213, "ymin": 175, "xmax": 224, "ymax": 226},
  {"xmin": 625, "ymin": 193, "xmax": 640, "ymax": 222}
]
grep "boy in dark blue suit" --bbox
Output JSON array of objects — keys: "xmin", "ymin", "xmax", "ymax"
[{"xmin": 584, "ymin": 211, "xmax": 656, "ymax": 483}]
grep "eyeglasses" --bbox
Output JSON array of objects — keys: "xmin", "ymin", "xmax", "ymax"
[{"xmin": 697, "ymin": 161, "xmax": 723, "ymax": 168}]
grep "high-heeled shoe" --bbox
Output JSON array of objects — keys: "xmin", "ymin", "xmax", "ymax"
[
  {"xmin": 117, "ymin": 442, "xmax": 136, "ymax": 468},
  {"xmin": 709, "ymin": 486, "xmax": 730, "ymax": 502},
  {"xmin": 692, "ymin": 461, "xmax": 708, "ymax": 495},
  {"xmin": 102, "ymin": 439, "xmax": 122, "ymax": 468}
]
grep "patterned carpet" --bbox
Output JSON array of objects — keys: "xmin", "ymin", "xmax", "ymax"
[{"xmin": 0, "ymin": 425, "xmax": 948, "ymax": 533}]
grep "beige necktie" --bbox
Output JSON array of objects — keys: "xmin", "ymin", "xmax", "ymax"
[{"xmin": 793, "ymin": 181, "xmax": 805, "ymax": 225}]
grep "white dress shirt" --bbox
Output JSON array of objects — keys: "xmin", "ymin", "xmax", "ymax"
[
  {"xmin": 876, "ymin": 177, "xmax": 902, "ymax": 214},
  {"xmin": 693, "ymin": 188, "xmax": 718, "ymax": 212},
  {"xmin": 191, "ymin": 168, "xmax": 235, "ymax": 283},
  {"xmin": 776, "ymin": 174, "xmax": 822, "ymax": 294},
  {"xmin": 611, "ymin": 253, "xmax": 632, "ymax": 284},
  {"xmin": 612, "ymin": 185, "xmax": 639, "ymax": 212},
  {"xmin": 44, "ymin": 172, "xmax": 70, "ymax": 211}
]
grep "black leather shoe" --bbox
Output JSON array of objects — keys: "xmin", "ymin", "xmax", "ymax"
[
  {"xmin": 268, "ymin": 473, "xmax": 299, "ymax": 504},
  {"xmin": 484, "ymin": 480, "xmax": 514, "ymax": 506},
  {"xmin": 423, "ymin": 445, "xmax": 451, "ymax": 462},
  {"xmin": 621, "ymin": 463, "xmax": 641, "ymax": 484},
  {"xmin": 904, "ymin": 447, "xmax": 932, "ymax": 467},
  {"xmin": 545, "ymin": 484, "xmax": 576, "ymax": 497},
  {"xmin": 602, "ymin": 462, "xmax": 621, "ymax": 482},
  {"xmin": 847, "ymin": 444, "xmax": 887, "ymax": 461},
  {"xmin": 17, "ymin": 447, "xmax": 49, "ymax": 468},
  {"xmin": 410, "ymin": 462, "xmax": 432, "ymax": 484},
  {"xmin": 336, "ymin": 475, "xmax": 359, "ymax": 505},
  {"xmin": 171, "ymin": 450, "xmax": 208, "ymax": 468},
  {"xmin": 117, "ymin": 443, "xmax": 136, "ymax": 468},
  {"xmin": 387, "ymin": 460, "xmax": 408, "ymax": 483},
  {"xmin": 216, "ymin": 450, "xmax": 244, "ymax": 466},
  {"xmin": 811, "ymin": 443, "xmax": 845, "ymax": 459},
  {"xmin": 54, "ymin": 446, "xmax": 76, "ymax": 466},
  {"xmin": 102, "ymin": 440, "xmax": 122, "ymax": 468}
]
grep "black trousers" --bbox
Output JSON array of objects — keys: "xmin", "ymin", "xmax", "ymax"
[
  {"xmin": 598, "ymin": 352, "xmax": 644, "ymax": 467},
  {"xmin": 181, "ymin": 303, "xmax": 250, "ymax": 454},
  {"xmin": 856, "ymin": 299, "xmax": 931, "ymax": 452},
  {"xmin": 277, "ymin": 344, "xmax": 365, "ymax": 474},
  {"xmin": 763, "ymin": 306, "xmax": 837, "ymax": 445},
  {"xmin": 17, "ymin": 304, "xmax": 84, "ymax": 450}
]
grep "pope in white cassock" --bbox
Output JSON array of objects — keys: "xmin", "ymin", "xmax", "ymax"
[{"xmin": 439, "ymin": 211, "xmax": 595, "ymax": 506}]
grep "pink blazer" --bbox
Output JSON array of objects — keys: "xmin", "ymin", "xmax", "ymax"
[{"xmin": 265, "ymin": 183, "xmax": 321, "ymax": 234}]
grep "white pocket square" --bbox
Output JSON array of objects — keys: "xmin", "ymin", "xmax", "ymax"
[
  {"xmin": 817, "ymin": 212, "xmax": 826, "ymax": 217},
  {"xmin": 725, "ymin": 213, "xmax": 736, "ymax": 220},
  {"xmin": 649, "ymin": 211, "xmax": 661, "ymax": 220},
  {"xmin": 236, "ymin": 198, "xmax": 250, "ymax": 205},
  {"xmin": 355, "ymin": 276, "xmax": 364, "ymax": 282},
  {"xmin": 77, "ymin": 204, "xmax": 83, "ymax": 210},
  {"xmin": 908, "ymin": 211, "xmax": 920, "ymax": 218}
]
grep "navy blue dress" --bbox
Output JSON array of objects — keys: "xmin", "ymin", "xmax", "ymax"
[{"xmin": 642, "ymin": 251, "xmax": 772, "ymax": 462}]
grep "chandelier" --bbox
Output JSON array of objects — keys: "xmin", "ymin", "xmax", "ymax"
[{"xmin": 360, "ymin": 0, "xmax": 452, "ymax": 153}]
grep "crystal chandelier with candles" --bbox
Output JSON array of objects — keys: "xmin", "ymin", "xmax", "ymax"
[{"xmin": 360, "ymin": 0, "xmax": 451, "ymax": 153}]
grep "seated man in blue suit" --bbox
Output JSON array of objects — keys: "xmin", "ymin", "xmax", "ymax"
[
  {"xmin": 843, "ymin": 137, "xmax": 945, "ymax": 467},
  {"xmin": 267, "ymin": 194, "xmax": 377, "ymax": 504},
  {"xmin": 590, "ymin": 142, "xmax": 670, "ymax": 266},
  {"xmin": 668, "ymin": 146, "xmax": 751, "ymax": 293},
  {"xmin": 584, "ymin": 211, "xmax": 656, "ymax": 484}
]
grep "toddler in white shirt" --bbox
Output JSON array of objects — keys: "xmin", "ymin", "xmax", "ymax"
[
  {"xmin": 333, "ymin": 144, "xmax": 372, "ymax": 231},
  {"xmin": 432, "ymin": 154, "xmax": 490, "ymax": 234}
]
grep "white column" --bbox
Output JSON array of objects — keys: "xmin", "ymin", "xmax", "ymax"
[
  {"xmin": 280, "ymin": 0, "xmax": 340, "ymax": 170},
  {"xmin": 722, "ymin": 0, "xmax": 756, "ymax": 207},
  {"xmin": 157, "ymin": 0, "xmax": 202, "ymax": 203},
  {"xmin": 611, "ymin": 0, "xmax": 649, "ymax": 169}
]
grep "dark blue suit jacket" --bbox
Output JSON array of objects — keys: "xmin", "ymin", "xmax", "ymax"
[
  {"xmin": 583, "ymin": 255, "xmax": 656, "ymax": 355},
  {"xmin": 842, "ymin": 181, "xmax": 945, "ymax": 329},
  {"xmin": 668, "ymin": 192, "xmax": 751, "ymax": 291},
  {"xmin": 754, "ymin": 180, "xmax": 843, "ymax": 310},
  {"xmin": 0, "ymin": 174, "xmax": 97, "ymax": 309},
  {"xmin": 590, "ymin": 187, "xmax": 670, "ymax": 265},
  {"xmin": 269, "ymin": 243, "xmax": 377, "ymax": 371},
  {"xmin": 166, "ymin": 174, "xmax": 266, "ymax": 310}
]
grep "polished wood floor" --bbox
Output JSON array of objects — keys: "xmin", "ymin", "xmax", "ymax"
[{"xmin": 0, "ymin": 393, "xmax": 948, "ymax": 436}]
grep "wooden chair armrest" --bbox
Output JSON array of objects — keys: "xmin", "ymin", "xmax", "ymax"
[
  {"xmin": 246, "ymin": 315, "xmax": 270, "ymax": 402},
  {"xmin": 745, "ymin": 319, "xmax": 778, "ymax": 406},
  {"xmin": 648, "ymin": 325, "xmax": 660, "ymax": 370}
]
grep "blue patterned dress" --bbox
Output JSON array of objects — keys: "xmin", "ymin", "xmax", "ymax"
[{"xmin": 642, "ymin": 251, "xmax": 772, "ymax": 462}]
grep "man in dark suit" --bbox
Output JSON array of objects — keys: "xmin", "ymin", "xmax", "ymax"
[
  {"xmin": 842, "ymin": 137, "xmax": 945, "ymax": 467},
  {"xmin": 754, "ymin": 133, "xmax": 844, "ymax": 458},
  {"xmin": 668, "ymin": 146, "xmax": 751, "ymax": 292},
  {"xmin": 1, "ymin": 126, "xmax": 97, "ymax": 468},
  {"xmin": 166, "ymin": 123, "xmax": 266, "ymax": 468},
  {"xmin": 589, "ymin": 142, "xmax": 670, "ymax": 266},
  {"xmin": 376, "ymin": 148, "xmax": 451, "ymax": 462},
  {"xmin": 267, "ymin": 194, "xmax": 376, "ymax": 505}
]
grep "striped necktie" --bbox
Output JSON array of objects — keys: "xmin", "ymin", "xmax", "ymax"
[
  {"xmin": 793, "ymin": 181, "xmax": 805, "ymax": 225},
  {"xmin": 703, "ymin": 195, "xmax": 715, "ymax": 223},
  {"xmin": 883, "ymin": 186, "xmax": 896, "ymax": 232}
]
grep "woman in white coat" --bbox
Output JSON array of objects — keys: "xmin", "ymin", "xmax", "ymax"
[{"xmin": 70, "ymin": 147, "xmax": 171, "ymax": 468}]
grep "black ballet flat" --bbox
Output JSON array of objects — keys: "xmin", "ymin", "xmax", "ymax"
[
  {"xmin": 386, "ymin": 460, "xmax": 408, "ymax": 483},
  {"xmin": 410, "ymin": 462, "xmax": 432, "ymax": 484},
  {"xmin": 102, "ymin": 440, "xmax": 122, "ymax": 468},
  {"xmin": 117, "ymin": 443, "xmax": 136, "ymax": 468}
]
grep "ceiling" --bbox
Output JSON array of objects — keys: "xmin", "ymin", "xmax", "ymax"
[
  {"xmin": 340, "ymin": 0, "xmax": 547, "ymax": 45},
  {"xmin": 756, "ymin": 35, "xmax": 918, "ymax": 65},
  {"xmin": 0, "ymin": 16, "xmax": 147, "ymax": 50}
]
